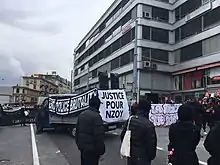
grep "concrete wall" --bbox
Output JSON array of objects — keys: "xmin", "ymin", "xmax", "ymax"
[{"xmin": 139, "ymin": 71, "xmax": 173, "ymax": 91}]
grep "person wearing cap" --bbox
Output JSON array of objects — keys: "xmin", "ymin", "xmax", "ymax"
[
  {"xmin": 121, "ymin": 100, "xmax": 157, "ymax": 165},
  {"xmin": 204, "ymin": 105, "xmax": 220, "ymax": 165},
  {"xmin": 168, "ymin": 104, "xmax": 200, "ymax": 165},
  {"xmin": 76, "ymin": 95, "xmax": 105, "ymax": 165}
]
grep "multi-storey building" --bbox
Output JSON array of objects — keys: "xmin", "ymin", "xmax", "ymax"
[
  {"xmin": 21, "ymin": 75, "xmax": 58, "ymax": 96},
  {"xmin": 12, "ymin": 85, "xmax": 40, "ymax": 103},
  {"xmin": 30, "ymin": 72, "xmax": 71, "ymax": 94},
  {"xmin": 73, "ymin": 0, "xmax": 220, "ymax": 103}
]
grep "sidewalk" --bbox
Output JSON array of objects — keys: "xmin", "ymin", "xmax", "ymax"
[{"xmin": 0, "ymin": 125, "xmax": 32, "ymax": 165}]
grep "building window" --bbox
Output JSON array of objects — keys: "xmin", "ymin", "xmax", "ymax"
[
  {"xmin": 120, "ymin": 51, "xmax": 131, "ymax": 67},
  {"xmin": 74, "ymin": 79, "xmax": 80, "ymax": 86},
  {"xmin": 181, "ymin": 17, "xmax": 202, "ymax": 40},
  {"xmin": 142, "ymin": 47, "xmax": 150, "ymax": 61},
  {"xmin": 16, "ymin": 88, "xmax": 19, "ymax": 93},
  {"xmin": 152, "ymin": 7, "xmax": 169, "ymax": 22},
  {"xmin": 142, "ymin": 26, "xmax": 150, "ymax": 40},
  {"xmin": 111, "ymin": 57, "xmax": 120, "ymax": 70},
  {"xmin": 121, "ymin": 29, "xmax": 132, "ymax": 47},
  {"xmin": 33, "ymin": 85, "xmax": 36, "ymax": 89},
  {"xmin": 204, "ymin": 7, "xmax": 220, "ymax": 30},
  {"xmin": 81, "ymin": 64, "xmax": 85, "ymax": 71},
  {"xmin": 174, "ymin": 75, "xmax": 183, "ymax": 90},
  {"xmin": 175, "ymin": 28, "xmax": 180, "ymax": 42},
  {"xmin": 92, "ymin": 69, "xmax": 97, "ymax": 78},
  {"xmin": 175, "ymin": 7, "xmax": 181, "ymax": 21},
  {"xmin": 152, "ymin": 27, "xmax": 169, "ymax": 43},
  {"xmin": 207, "ymin": 67, "xmax": 220, "ymax": 85},
  {"xmin": 142, "ymin": 47, "xmax": 168, "ymax": 63},
  {"xmin": 74, "ymin": 69, "xmax": 78, "ymax": 76},
  {"xmin": 105, "ymin": 46, "xmax": 112, "ymax": 58},
  {"xmin": 121, "ymin": 11, "xmax": 132, "ymax": 26},
  {"xmin": 180, "ymin": 0, "xmax": 202, "ymax": 20},
  {"xmin": 23, "ymin": 89, "xmax": 25, "ymax": 93},
  {"xmin": 183, "ymin": 71, "xmax": 204, "ymax": 90},
  {"xmin": 151, "ymin": 49, "xmax": 169, "ymax": 63},
  {"xmin": 180, "ymin": 41, "xmax": 202, "ymax": 62},
  {"xmin": 112, "ymin": 39, "xmax": 121, "ymax": 53}
]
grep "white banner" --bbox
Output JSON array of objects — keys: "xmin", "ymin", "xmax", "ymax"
[
  {"xmin": 149, "ymin": 104, "xmax": 182, "ymax": 126},
  {"xmin": 98, "ymin": 90, "xmax": 129, "ymax": 123}
]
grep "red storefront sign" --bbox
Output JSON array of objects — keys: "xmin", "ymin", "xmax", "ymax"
[{"xmin": 212, "ymin": 76, "xmax": 220, "ymax": 81}]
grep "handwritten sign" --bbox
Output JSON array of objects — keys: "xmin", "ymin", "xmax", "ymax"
[{"xmin": 149, "ymin": 104, "xmax": 182, "ymax": 126}]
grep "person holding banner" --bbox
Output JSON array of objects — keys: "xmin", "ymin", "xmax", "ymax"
[
  {"xmin": 76, "ymin": 95, "xmax": 105, "ymax": 165},
  {"xmin": 120, "ymin": 100, "xmax": 157, "ymax": 165}
]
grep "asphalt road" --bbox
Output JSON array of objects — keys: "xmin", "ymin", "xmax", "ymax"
[{"xmin": 0, "ymin": 125, "xmax": 210, "ymax": 165}]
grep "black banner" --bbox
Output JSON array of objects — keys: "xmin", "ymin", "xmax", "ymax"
[{"xmin": 49, "ymin": 88, "xmax": 98, "ymax": 115}]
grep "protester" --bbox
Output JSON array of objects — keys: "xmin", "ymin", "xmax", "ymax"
[
  {"xmin": 121, "ymin": 100, "xmax": 157, "ymax": 165},
  {"xmin": 187, "ymin": 100, "xmax": 203, "ymax": 133},
  {"xmin": 75, "ymin": 95, "xmax": 105, "ymax": 165},
  {"xmin": 130, "ymin": 102, "xmax": 138, "ymax": 115},
  {"xmin": 20, "ymin": 107, "xmax": 26, "ymax": 126},
  {"xmin": 168, "ymin": 104, "xmax": 200, "ymax": 165},
  {"xmin": 204, "ymin": 105, "xmax": 220, "ymax": 165},
  {"xmin": 35, "ymin": 106, "xmax": 45, "ymax": 134}
]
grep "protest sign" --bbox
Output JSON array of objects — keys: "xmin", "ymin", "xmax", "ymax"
[
  {"xmin": 98, "ymin": 90, "xmax": 129, "ymax": 123},
  {"xmin": 149, "ymin": 104, "xmax": 181, "ymax": 126}
]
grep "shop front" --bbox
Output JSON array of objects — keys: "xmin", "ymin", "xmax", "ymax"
[{"xmin": 173, "ymin": 70, "xmax": 205, "ymax": 102}]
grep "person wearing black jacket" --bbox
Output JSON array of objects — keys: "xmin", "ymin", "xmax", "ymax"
[
  {"xmin": 204, "ymin": 105, "xmax": 220, "ymax": 165},
  {"xmin": 76, "ymin": 95, "xmax": 105, "ymax": 165},
  {"xmin": 168, "ymin": 104, "xmax": 200, "ymax": 165},
  {"xmin": 20, "ymin": 107, "xmax": 26, "ymax": 126},
  {"xmin": 187, "ymin": 100, "xmax": 203, "ymax": 133},
  {"xmin": 121, "ymin": 100, "xmax": 157, "ymax": 165}
]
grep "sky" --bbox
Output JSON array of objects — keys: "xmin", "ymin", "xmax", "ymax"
[{"xmin": 0, "ymin": 0, "xmax": 114, "ymax": 86}]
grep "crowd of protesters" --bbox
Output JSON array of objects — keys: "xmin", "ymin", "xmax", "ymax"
[{"xmin": 74, "ymin": 92, "xmax": 220, "ymax": 165}]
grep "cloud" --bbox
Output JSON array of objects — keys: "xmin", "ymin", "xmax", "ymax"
[
  {"xmin": 0, "ymin": 51, "xmax": 24, "ymax": 86},
  {"xmin": 0, "ymin": 0, "xmax": 114, "ymax": 86}
]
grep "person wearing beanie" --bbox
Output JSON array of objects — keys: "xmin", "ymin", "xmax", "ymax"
[
  {"xmin": 168, "ymin": 104, "xmax": 200, "ymax": 165},
  {"xmin": 76, "ymin": 95, "xmax": 105, "ymax": 165},
  {"xmin": 121, "ymin": 100, "xmax": 157, "ymax": 165},
  {"xmin": 204, "ymin": 105, "xmax": 220, "ymax": 165}
]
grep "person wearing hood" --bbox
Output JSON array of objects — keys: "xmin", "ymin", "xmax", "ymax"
[
  {"xmin": 168, "ymin": 104, "xmax": 200, "ymax": 165},
  {"xmin": 121, "ymin": 100, "xmax": 157, "ymax": 165},
  {"xmin": 75, "ymin": 95, "xmax": 105, "ymax": 165},
  {"xmin": 204, "ymin": 105, "xmax": 220, "ymax": 165}
]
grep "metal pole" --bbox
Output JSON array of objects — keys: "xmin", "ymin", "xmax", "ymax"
[
  {"xmin": 87, "ymin": 67, "xmax": 90, "ymax": 90},
  {"xmin": 70, "ymin": 70, "xmax": 73, "ymax": 93},
  {"xmin": 132, "ymin": 19, "xmax": 138, "ymax": 101}
]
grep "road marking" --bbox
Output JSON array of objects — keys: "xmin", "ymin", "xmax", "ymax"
[
  {"xmin": 30, "ymin": 124, "xmax": 40, "ymax": 165},
  {"xmin": 112, "ymin": 132, "xmax": 119, "ymax": 136},
  {"xmin": 156, "ymin": 146, "xmax": 164, "ymax": 151},
  {"xmin": 199, "ymin": 161, "xmax": 207, "ymax": 165}
]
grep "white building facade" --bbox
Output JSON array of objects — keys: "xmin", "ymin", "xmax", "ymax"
[{"xmin": 73, "ymin": 0, "xmax": 220, "ymax": 103}]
